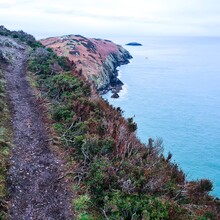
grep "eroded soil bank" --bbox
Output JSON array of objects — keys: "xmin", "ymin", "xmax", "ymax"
[{"xmin": 1, "ymin": 37, "xmax": 73, "ymax": 219}]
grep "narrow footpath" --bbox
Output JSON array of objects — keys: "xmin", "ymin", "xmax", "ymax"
[{"xmin": 1, "ymin": 37, "xmax": 73, "ymax": 219}]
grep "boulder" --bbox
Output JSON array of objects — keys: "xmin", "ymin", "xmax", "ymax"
[{"xmin": 111, "ymin": 92, "xmax": 119, "ymax": 99}]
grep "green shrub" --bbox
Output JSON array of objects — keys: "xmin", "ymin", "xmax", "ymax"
[
  {"xmin": 74, "ymin": 194, "xmax": 91, "ymax": 212},
  {"xmin": 127, "ymin": 117, "xmax": 137, "ymax": 132},
  {"xmin": 104, "ymin": 191, "xmax": 169, "ymax": 219},
  {"xmin": 55, "ymin": 56, "xmax": 71, "ymax": 71},
  {"xmin": 86, "ymin": 159, "xmax": 114, "ymax": 203},
  {"xmin": 77, "ymin": 212, "xmax": 93, "ymax": 220},
  {"xmin": 198, "ymin": 179, "xmax": 213, "ymax": 193},
  {"xmin": 73, "ymin": 195, "xmax": 94, "ymax": 220},
  {"xmin": 52, "ymin": 105, "xmax": 75, "ymax": 122},
  {"xmin": 48, "ymin": 73, "xmax": 83, "ymax": 100}
]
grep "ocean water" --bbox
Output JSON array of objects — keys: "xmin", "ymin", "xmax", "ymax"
[{"xmin": 103, "ymin": 36, "xmax": 220, "ymax": 197}]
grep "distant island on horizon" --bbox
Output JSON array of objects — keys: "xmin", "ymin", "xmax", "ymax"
[{"xmin": 126, "ymin": 42, "xmax": 143, "ymax": 46}]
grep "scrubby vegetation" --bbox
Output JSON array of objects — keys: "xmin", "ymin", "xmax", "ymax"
[
  {"xmin": 0, "ymin": 25, "xmax": 41, "ymax": 48},
  {"xmin": 0, "ymin": 68, "xmax": 12, "ymax": 219},
  {"xmin": 27, "ymin": 39, "xmax": 220, "ymax": 220},
  {"xmin": 1, "ymin": 26, "xmax": 220, "ymax": 219}
]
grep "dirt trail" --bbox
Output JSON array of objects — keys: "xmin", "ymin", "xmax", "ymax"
[{"xmin": 1, "ymin": 37, "xmax": 73, "ymax": 219}]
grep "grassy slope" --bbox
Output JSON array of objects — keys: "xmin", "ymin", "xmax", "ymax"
[
  {"xmin": 0, "ymin": 67, "xmax": 12, "ymax": 219},
  {"xmin": 1, "ymin": 26, "xmax": 220, "ymax": 219},
  {"xmin": 27, "ymin": 44, "xmax": 219, "ymax": 219}
]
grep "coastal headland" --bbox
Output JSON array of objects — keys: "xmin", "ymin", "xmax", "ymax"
[{"xmin": 40, "ymin": 35, "xmax": 132, "ymax": 96}]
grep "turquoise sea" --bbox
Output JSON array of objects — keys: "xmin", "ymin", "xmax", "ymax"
[{"xmin": 103, "ymin": 36, "xmax": 220, "ymax": 197}]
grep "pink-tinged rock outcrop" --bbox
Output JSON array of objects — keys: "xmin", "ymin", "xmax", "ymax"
[{"xmin": 40, "ymin": 35, "xmax": 132, "ymax": 93}]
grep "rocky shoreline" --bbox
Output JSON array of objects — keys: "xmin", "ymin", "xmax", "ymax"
[
  {"xmin": 98, "ymin": 50, "xmax": 132, "ymax": 96},
  {"xmin": 40, "ymin": 35, "xmax": 132, "ymax": 97}
]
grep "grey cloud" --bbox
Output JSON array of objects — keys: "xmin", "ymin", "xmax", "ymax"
[
  {"xmin": 43, "ymin": 8, "xmax": 76, "ymax": 15},
  {"xmin": 0, "ymin": 3, "xmax": 13, "ymax": 8},
  {"xmin": 43, "ymin": 7, "xmax": 163, "ymax": 25}
]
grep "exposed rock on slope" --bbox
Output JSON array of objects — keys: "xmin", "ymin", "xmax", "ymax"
[{"xmin": 40, "ymin": 35, "xmax": 132, "ymax": 94}]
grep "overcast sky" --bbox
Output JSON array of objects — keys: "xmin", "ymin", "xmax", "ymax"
[{"xmin": 1, "ymin": 0, "xmax": 220, "ymax": 39}]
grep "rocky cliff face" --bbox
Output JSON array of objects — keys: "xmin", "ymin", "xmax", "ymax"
[{"xmin": 40, "ymin": 35, "xmax": 132, "ymax": 94}]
